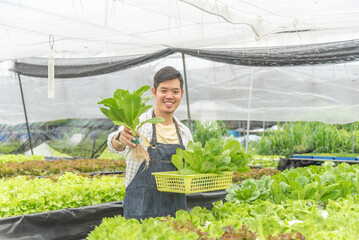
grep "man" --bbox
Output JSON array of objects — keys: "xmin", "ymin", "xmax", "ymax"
[{"xmin": 108, "ymin": 66, "xmax": 193, "ymax": 220}]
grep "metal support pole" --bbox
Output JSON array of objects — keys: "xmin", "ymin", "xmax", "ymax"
[
  {"xmin": 17, "ymin": 74, "xmax": 33, "ymax": 155},
  {"xmin": 352, "ymin": 123, "xmax": 354, "ymax": 154},
  {"xmin": 262, "ymin": 120, "xmax": 265, "ymax": 137},
  {"xmin": 91, "ymin": 132, "xmax": 97, "ymax": 159},
  {"xmin": 245, "ymin": 69, "xmax": 254, "ymax": 154},
  {"xmin": 238, "ymin": 121, "xmax": 241, "ymax": 137},
  {"xmin": 92, "ymin": 125, "xmax": 117, "ymax": 158},
  {"xmin": 181, "ymin": 53, "xmax": 192, "ymax": 133}
]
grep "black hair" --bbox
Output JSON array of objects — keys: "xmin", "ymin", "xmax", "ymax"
[{"xmin": 153, "ymin": 66, "xmax": 183, "ymax": 90}]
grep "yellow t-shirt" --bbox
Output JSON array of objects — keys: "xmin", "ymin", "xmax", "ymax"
[
  {"xmin": 156, "ymin": 123, "xmax": 179, "ymax": 144},
  {"xmin": 142, "ymin": 123, "xmax": 180, "ymax": 146}
]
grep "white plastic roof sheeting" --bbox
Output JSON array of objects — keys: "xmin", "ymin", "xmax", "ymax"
[
  {"xmin": 1, "ymin": 0, "xmax": 359, "ymax": 125},
  {"xmin": 1, "ymin": 0, "xmax": 359, "ymax": 59}
]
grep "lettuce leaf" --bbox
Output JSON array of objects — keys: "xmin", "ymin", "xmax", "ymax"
[
  {"xmin": 171, "ymin": 137, "xmax": 250, "ymax": 175},
  {"xmin": 98, "ymin": 85, "xmax": 163, "ymax": 135}
]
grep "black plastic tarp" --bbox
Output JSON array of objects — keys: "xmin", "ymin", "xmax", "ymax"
[
  {"xmin": 0, "ymin": 201, "xmax": 123, "ymax": 240},
  {"xmin": 176, "ymin": 39, "xmax": 359, "ymax": 66},
  {"xmin": 186, "ymin": 190, "xmax": 227, "ymax": 211},
  {"xmin": 0, "ymin": 189, "xmax": 227, "ymax": 240},
  {"xmin": 11, "ymin": 49, "xmax": 175, "ymax": 78}
]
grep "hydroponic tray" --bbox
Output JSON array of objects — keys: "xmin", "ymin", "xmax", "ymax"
[{"xmin": 290, "ymin": 155, "xmax": 359, "ymax": 162}]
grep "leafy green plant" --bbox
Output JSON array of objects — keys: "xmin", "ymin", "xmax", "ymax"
[
  {"xmin": 0, "ymin": 154, "xmax": 45, "ymax": 164},
  {"xmin": 232, "ymin": 168, "xmax": 280, "ymax": 184},
  {"xmin": 162, "ymin": 216, "xmax": 210, "ymax": 239},
  {"xmin": 0, "ymin": 158, "xmax": 126, "ymax": 178},
  {"xmin": 253, "ymin": 121, "xmax": 359, "ymax": 157},
  {"xmin": 266, "ymin": 232, "xmax": 305, "ymax": 240},
  {"xmin": 291, "ymin": 195, "xmax": 359, "ymax": 240},
  {"xmin": 253, "ymin": 122, "xmax": 309, "ymax": 157},
  {"xmin": 176, "ymin": 206, "xmax": 216, "ymax": 227},
  {"xmin": 98, "ymin": 85, "xmax": 163, "ymax": 138},
  {"xmin": 87, "ymin": 215, "xmax": 199, "ymax": 240},
  {"xmin": 226, "ymin": 175, "xmax": 273, "ymax": 203},
  {"xmin": 227, "ymin": 163, "xmax": 359, "ymax": 204},
  {"xmin": 0, "ymin": 172, "xmax": 125, "ymax": 218},
  {"xmin": 220, "ymin": 225, "xmax": 257, "ymax": 240},
  {"xmin": 250, "ymin": 155, "xmax": 284, "ymax": 168},
  {"xmin": 88, "ymin": 193, "xmax": 359, "ymax": 239},
  {"xmin": 171, "ymin": 137, "xmax": 250, "ymax": 175},
  {"xmin": 0, "ymin": 141, "xmax": 22, "ymax": 154},
  {"xmin": 193, "ymin": 120, "xmax": 228, "ymax": 147},
  {"xmin": 307, "ymin": 123, "xmax": 350, "ymax": 153},
  {"xmin": 98, "ymin": 85, "xmax": 164, "ymax": 164}
]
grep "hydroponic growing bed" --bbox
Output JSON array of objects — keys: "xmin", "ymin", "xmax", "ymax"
[
  {"xmin": 87, "ymin": 162, "xmax": 359, "ymax": 239},
  {"xmin": 291, "ymin": 154, "xmax": 359, "ymax": 162}
]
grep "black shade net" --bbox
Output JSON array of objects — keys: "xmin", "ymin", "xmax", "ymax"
[{"xmin": 11, "ymin": 39, "xmax": 359, "ymax": 78}]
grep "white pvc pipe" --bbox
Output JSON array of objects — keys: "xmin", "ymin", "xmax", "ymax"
[{"xmin": 245, "ymin": 69, "xmax": 254, "ymax": 154}]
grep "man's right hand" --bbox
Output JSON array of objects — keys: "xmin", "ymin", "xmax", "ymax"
[{"xmin": 112, "ymin": 126, "xmax": 137, "ymax": 150}]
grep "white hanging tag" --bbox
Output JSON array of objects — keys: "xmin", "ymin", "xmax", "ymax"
[{"xmin": 48, "ymin": 54, "xmax": 55, "ymax": 99}]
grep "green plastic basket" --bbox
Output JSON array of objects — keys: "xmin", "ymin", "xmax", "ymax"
[{"xmin": 152, "ymin": 171, "xmax": 233, "ymax": 194}]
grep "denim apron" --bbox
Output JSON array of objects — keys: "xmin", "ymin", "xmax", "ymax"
[{"xmin": 123, "ymin": 115, "xmax": 186, "ymax": 220}]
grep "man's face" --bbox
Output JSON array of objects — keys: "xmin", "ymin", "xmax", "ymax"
[{"xmin": 152, "ymin": 78, "xmax": 184, "ymax": 115}]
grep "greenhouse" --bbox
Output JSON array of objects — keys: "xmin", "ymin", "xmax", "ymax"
[{"xmin": 1, "ymin": 0, "xmax": 359, "ymax": 239}]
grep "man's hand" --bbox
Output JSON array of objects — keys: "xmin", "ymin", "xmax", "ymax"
[{"xmin": 112, "ymin": 126, "xmax": 137, "ymax": 150}]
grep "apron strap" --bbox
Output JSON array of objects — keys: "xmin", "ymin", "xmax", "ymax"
[{"xmin": 150, "ymin": 111, "xmax": 157, "ymax": 149}]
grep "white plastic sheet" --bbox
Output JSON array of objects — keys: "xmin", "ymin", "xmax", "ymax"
[
  {"xmin": 1, "ymin": 0, "xmax": 359, "ymax": 125},
  {"xmin": 2, "ymin": 54, "xmax": 359, "ymax": 125},
  {"xmin": 1, "ymin": 0, "xmax": 359, "ymax": 59}
]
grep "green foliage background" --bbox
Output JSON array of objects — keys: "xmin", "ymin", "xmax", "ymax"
[
  {"xmin": 250, "ymin": 121, "xmax": 359, "ymax": 157},
  {"xmin": 192, "ymin": 120, "xmax": 228, "ymax": 147}
]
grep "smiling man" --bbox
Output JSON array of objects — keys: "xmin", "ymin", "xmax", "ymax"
[{"xmin": 108, "ymin": 66, "xmax": 193, "ymax": 220}]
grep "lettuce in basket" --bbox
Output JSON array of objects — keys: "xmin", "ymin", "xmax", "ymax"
[{"xmin": 172, "ymin": 137, "xmax": 250, "ymax": 175}]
